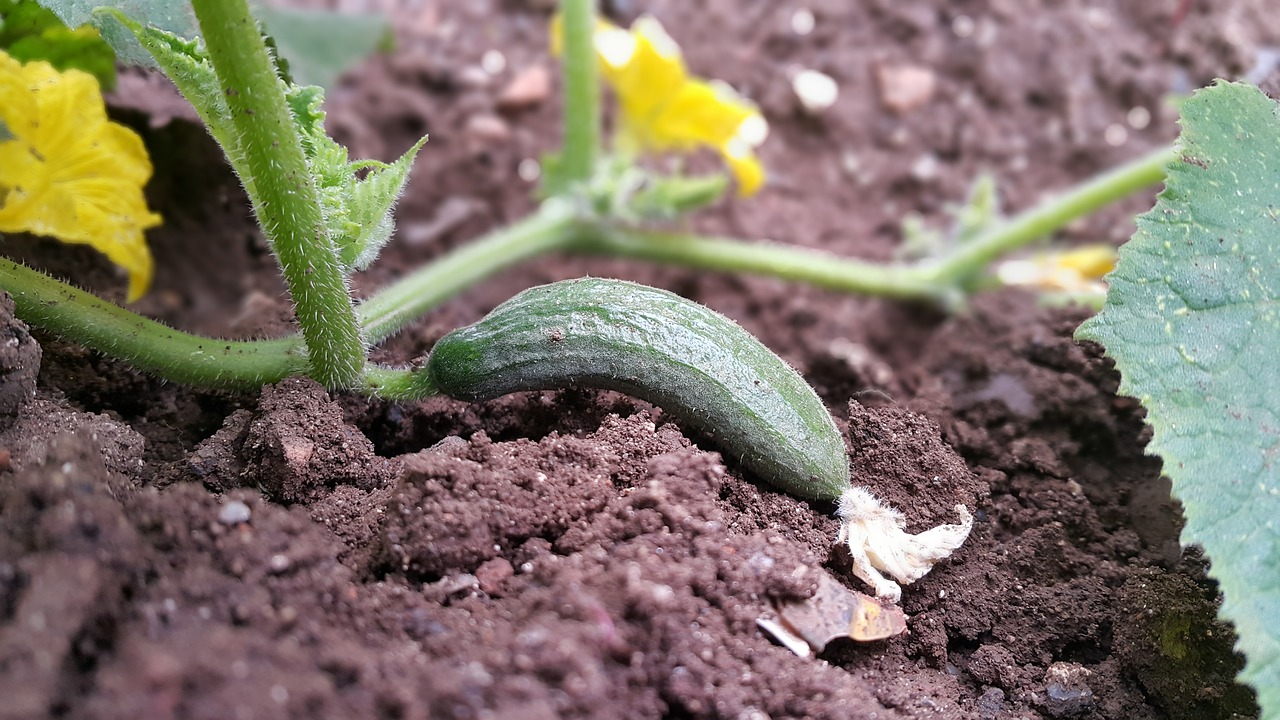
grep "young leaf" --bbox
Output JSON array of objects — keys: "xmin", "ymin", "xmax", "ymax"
[
  {"xmin": 99, "ymin": 10, "xmax": 251, "ymax": 199},
  {"xmin": 106, "ymin": 13, "xmax": 422, "ymax": 271},
  {"xmin": 287, "ymin": 85, "xmax": 425, "ymax": 273},
  {"xmin": 1077, "ymin": 80, "xmax": 1279, "ymax": 716},
  {"xmin": 0, "ymin": 0, "xmax": 117, "ymax": 88}
]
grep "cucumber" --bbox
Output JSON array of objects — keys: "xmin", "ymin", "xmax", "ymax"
[{"xmin": 426, "ymin": 278, "xmax": 851, "ymax": 500}]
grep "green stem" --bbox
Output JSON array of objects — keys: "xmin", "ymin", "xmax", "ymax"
[
  {"xmin": 354, "ymin": 148, "xmax": 1174, "ymax": 333},
  {"xmin": 0, "ymin": 258, "xmax": 306, "ymax": 388},
  {"xmin": 570, "ymin": 226, "xmax": 953, "ymax": 301},
  {"xmin": 191, "ymin": 0, "xmax": 364, "ymax": 388},
  {"xmin": 922, "ymin": 146, "xmax": 1176, "ymax": 284},
  {"xmin": 358, "ymin": 203, "xmax": 579, "ymax": 343},
  {"xmin": 559, "ymin": 0, "xmax": 600, "ymax": 183},
  {"xmin": 359, "ymin": 364, "xmax": 439, "ymax": 401}
]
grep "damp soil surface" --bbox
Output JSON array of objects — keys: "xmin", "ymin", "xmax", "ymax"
[{"xmin": 0, "ymin": 1, "xmax": 1274, "ymax": 718}]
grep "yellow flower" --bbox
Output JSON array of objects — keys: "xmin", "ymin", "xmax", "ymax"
[
  {"xmin": 0, "ymin": 50, "xmax": 161, "ymax": 302},
  {"xmin": 996, "ymin": 244, "xmax": 1117, "ymax": 294},
  {"xmin": 555, "ymin": 14, "xmax": 768, "ymax": 196}
]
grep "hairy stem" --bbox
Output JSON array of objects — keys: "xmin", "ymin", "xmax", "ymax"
[
  {"xmin": 558, "ymin": 0, "xmax": 600, "ymax": 184},
  {"xmin": 191, "ymin": 0, "xmax": 364, "ymax": 388},
  {"xmin": 0, "ymin": 258, "xmax": 306, "ymax": 388},
  {"xmin": 359, "ymin": 364, "xmax": 439, "ymax": 401},
  {"xmin": 357, "ymin": 203, "xmax": 580, "ymax": 343}
]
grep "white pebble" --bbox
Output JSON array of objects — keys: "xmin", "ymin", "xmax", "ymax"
[
  {"xmin": 218, "ymin": 500, "xmax": 252, "ymax": 525},
  {"xmin": 517, "ymin": 158, "xmax": 541, "ymax": 182},
  {"xmin": 1126, "ymin": 106, "xmax": 1151, "ymax": 130},
  {"xmin": 1104, "ymin": 123, "xmax": 1128, "ymax": 147},
  {"xmin": 792, "ymin": 68, "xmax": 838, "ymax": 113},
  {"xmin": 481, "ymin": 49, "xmax": 506, "ymax": 75},
  {"xmin": 790, "ymin": 8, "xmax": 815, "ymax": 36}
]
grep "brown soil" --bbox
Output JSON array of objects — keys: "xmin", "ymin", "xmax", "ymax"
[{"xmin": 0, "ymin": 1, "xmax": 1273, "ymax": 718}]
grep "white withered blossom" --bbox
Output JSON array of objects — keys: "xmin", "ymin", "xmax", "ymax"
[{"xmin": 836, "ymin": 486, "xmax": 973, "ymax": 602}]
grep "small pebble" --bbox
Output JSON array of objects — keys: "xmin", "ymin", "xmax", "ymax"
[
  {"xmin": 1043, "ymin": 661, "xmax": 1095, "ymax": 718},
  {"xmin": 910, "ymin": 153, "xmax": 940, "ymax": 181},
  {"xmin": 977, "ymin": 687, "xmax": 1006, "ymax": 720},
  {"xmin": 876, "ymin": 64, "xmax": 937, "ymax": 114},
  {"xmin": 790, "ymin": 8, "xmax": 815, "ymax": 36},
  {"xmin": 791, "ymin": 68, "xmax": 838, "ymax": 114},
  {"xmin": 481, "ymin": 49, "xmax": 506, "ymax": 75},
  {"xmin": 1126, "ymin": 105, "xmax": 1151, "ymax": 130},
  {"xmin": 268, "ymin": 554, "xmax": 292, "ymax": 574},
  {"xmin": 517, "ymin": 158, "xmax": 541, "ymax": 182},
  {"xmin": 218, "ymin": 500, "xmax": 252, "ymax": 526},
  {"xmin": 497, "ymin": 65, "xmax": 551, "ymax": 111},
  {"xmin": 475, "ymin": 557, "xmax": 515, "ymax": 595},
  {"xmin": 465, "ymin": 113, "xmax": 512, "ymax": 146},
  {"xmin": 1104, "ymin": 123, "xmax": 1128, "ymax": 147}
]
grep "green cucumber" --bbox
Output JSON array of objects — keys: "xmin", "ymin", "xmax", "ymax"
[{"xmin": 426, "ymin": 278, "xmax": 851, "ymax": 500}]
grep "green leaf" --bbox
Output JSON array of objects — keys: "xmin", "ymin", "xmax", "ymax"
[
  {"xmin": 37, "ymin": 0, "xmax": 199, "ymax": 67},
  {"xmin": 0, "ymin": 0, "xmax": 117, "ymax": 88},
  {"xmin": 255, "ymin": 5, "xmax": 390, "ymax": 89},
  {"xmin": 1077, "ymin": 80, "xmax": 1279, "ymax": 717},
  {"xmin": 289, "ymin": 85, "xmax": 425, "ymax": 272},
  {"xmin": 96, "ymin": 6, "xmax": 422, "ymax": 271},
  {"xmin": 38, "ymin": 1, "xmax": 386, "ymax": 87}
]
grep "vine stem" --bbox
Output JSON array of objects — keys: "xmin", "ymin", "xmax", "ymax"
[
  {"xmin": 191, "ymin": 0, "xmax": 365, "ymax": 388},
  {"xmin": 919, "ymin": 146, "xmax": 1177, "ymax": 284},
  {"xmin": 558, "ymin": 0, "xmax": 600, "ymax": 184},
  {"xmin": 350, "ymin": 147, "xmax": 1177, "ymax": 341},
  {"xmin": 0, "ymin": 257, "xmax": 306, "ymax": 388},
  {"xmin": 0, "ymin": 147, "xmax": 1173, "ymax": 398},
  {"xmin": 357, "ymin": 203, "xmax": 580, "ymax": 343}
]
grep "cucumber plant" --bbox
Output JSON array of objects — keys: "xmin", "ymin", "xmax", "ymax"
[{"xmin": 4, "ymin": 0, "xmax": 1190, "ymax": 602}]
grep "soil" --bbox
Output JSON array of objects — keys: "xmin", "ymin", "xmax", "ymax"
[{"xmin": 0, "ymin": 0, "xmax": 1275, "ymax": 718}]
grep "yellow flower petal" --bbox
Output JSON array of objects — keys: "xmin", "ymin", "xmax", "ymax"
[
  {"xmin": 995, "ymin": 245, "xmax": 1116, "ymax": 294},
  {"xmin": 1055, "ymin": 245, "xmax": 1116, "ymax": 279},
  {"xmin": 0, "ymin": 50, "xmax": 160, "ymax": 301},
  {"xmin": 721, "ymin": 139, "xmax": 766, "ymax": 197},
  {"xmin": 551, "ymin": 13, "xmax": 769, "ymax": 196}
]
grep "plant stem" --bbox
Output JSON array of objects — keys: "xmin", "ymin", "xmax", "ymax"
[
  {"xmin": 358, "ymin": 203, "xmax": 580, "ymax": 343},
  {"xmin": 359, "ymin": 364, "xmax": 438, "ymax": 401},
  {"xmin": 0, "ymin": 144, "xmax": 1166, "ymax": 395},
  {"xmin": 570, "ymin": 226, "xmax": 954, "ymax": 301},
  {"xmin": 191, "ymin": 0, "xmax": 364, "ymax": 388},
  {"xmin": 355, "ymin": 148, "xmax": 1174, "ymax": 332},
  {"xmin": 0, "ymin": 258, "xmax": 306, "ymax": 388},
  {"xmin": 558, "ymin": 0, "xmax": 600, "ymax": 184},
  {"xmin": 922, "ymin": 146, "xmax": 1176, "ymax": 285}
]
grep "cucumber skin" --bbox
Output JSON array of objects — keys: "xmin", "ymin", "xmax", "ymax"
[{"xmin": 427, "ymin": 278, "xmax": 852, "ymax": 501}]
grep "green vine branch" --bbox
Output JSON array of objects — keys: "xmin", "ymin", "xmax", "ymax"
[
  {"xmin": 0, "ymin": 141, "xmax": 1172, "ymax": 399},
  {"xmin": 0, "ymin": 257, "xmax": 306, "ymax": 388},
  {"xmin": 919, "ymin": 146, "xmax": 1176, "ymax": 285},
  {"xmin": 191, "ymin": 0, "xmax": 365, "ymax": 388}
]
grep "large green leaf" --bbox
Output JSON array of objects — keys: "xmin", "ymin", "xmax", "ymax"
[
  {"xmin": 1077, "ymin": 80, "xmax": 1279, "ymax": 717},
  {"xmin": 38, "ymin": 1, "xmax": 387, "ymax": 88}
]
